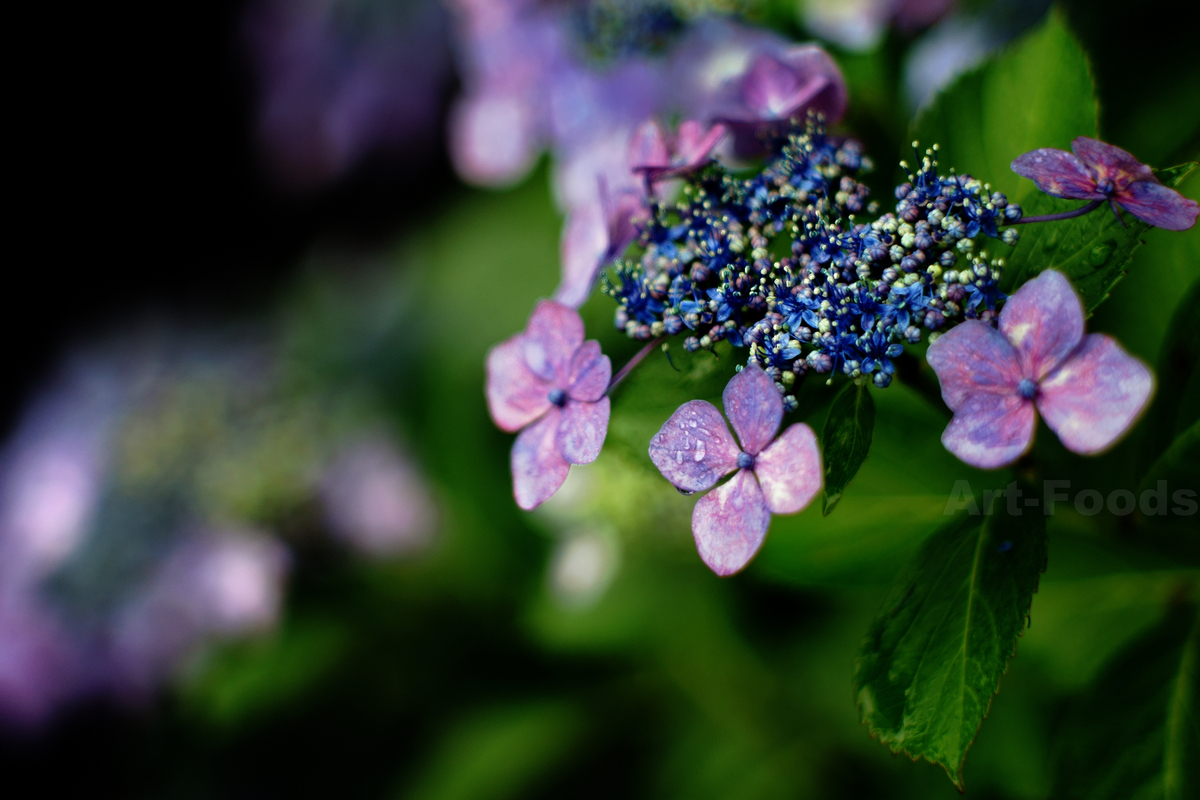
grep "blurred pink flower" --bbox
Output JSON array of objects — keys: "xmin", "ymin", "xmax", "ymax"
[
  {"xmin": 649, "ymin": 365, "xmax": 822, "ymax": 576},
  {"xmin": 320, "ymin": 435, "xmax": 436, "ymax": 557},
  {"xmin": 486, "ymin": 301, "xmax": 611, "ymax": 510},
  {"xmin": 1011, "ymin": 137, "xmax": 1198, "ymax": 230},
  {"xmin": 927, "ymin": 270, "xmax": 1154, "ymax": 469},
  {"xmin": 108, "ymin": 529, "xmax": 289, "ymax": 697}
]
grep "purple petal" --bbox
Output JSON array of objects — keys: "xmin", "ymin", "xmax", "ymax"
[
  {"xmin": 648, "ymin": 400, "xmax": 740, "ymax": 492},
  {"xmin": 941, "ymin": 393, "xmax": 1036, "ymax": 469},
  {"xmin": 511, "ymin": 408, "xmax": 570, "ymax": 510},
  {"xmin": 565, "ymin": 340, "xmax": 611, "ymax": 402},
  {"xmin": 603, "ymin": 186, "xmax": 648, "ymax": 259},
  {"xmin": 1037, "ymin": 334, "xmax": 1154, "ymax": 455},
  {"xmin": 523, "ymin": 300, "xmax": 585, "ymax": 385},
  {"xmin": 926, "ymin": 320, "xmax": 1023, "ymax": 412},
  {"xmin": 736, "ymin": 46, "xmax": 846, "ymax": 123},
  {"xmin": 628, "ymin": 119, "xmax": 670, "ymax": 170},
  {"xmin": 486, "ymin": 335, "xmax": 552, "ymax": 432},
  {"xmin": 558, "ymin": 398, "xmax": 610, "ymax": 465},
  {"xmin": 739, "ymin": 54, "xmax": 829, "ymax": 121},
  {"xmin": 998, "ymin": 270, "xmax": 1085, "ymax": 381},
  {"xmin": 723, "ymin": 364, "xmax": 783, "ymax": 455},
  {"xmin": 692, "ymin": 469, "xmax": 771, "ymax": 576},
  {"xmin": 1071, "ymin": 137, "xmax": 1156, "ymax": 191},
  {"xmin": 753, "ymin": 423, "xmax": 822, "ymax": 515},
  {"xmin": 1010, "ymin": 148, "xmax": 1101, "ymax": 200},
  {"xmin": 672, "ymin": 120, "xmax": 727, "ymax": 170},
  {"xmin": 1116, "ymin": 182, "xmax": 1199, "ymax": 231},
  {"xmin": 554, "ymin": 206, "xmax": 607, "ymax": 310}
]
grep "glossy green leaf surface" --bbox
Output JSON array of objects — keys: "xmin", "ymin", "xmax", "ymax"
[
  {"xmin": 821, "ymin": 381, "xmax": 875, "ymax": 515},
  {"xmin": 853, "ymin": 502, "xmax": 1047, "ymax": 789},
  {"xmin": 1053, "ymin": 605, "xmax": 1200, "ymax": 800}
]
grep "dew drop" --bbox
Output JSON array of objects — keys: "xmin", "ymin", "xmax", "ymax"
[{"xmin": 693, "ymin": 439, "xmax": 706, "ymax": 461}]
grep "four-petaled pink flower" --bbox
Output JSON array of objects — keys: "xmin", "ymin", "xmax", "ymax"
[
  {"xmin": 1011, "ymin": 137, "xmax": 1198, "ymax": 231},
  {"xmin": 629, "ymin": 118, "xmax": 729, "ymax": 182},
  {"xmin": 649, "ymin": 364, "xmax": 823, "ymax": 576},
  {"xmin": 486, "ymin": 300, "xmax": 612, "ymax": 510},
  {"xmin": 927, "ymin": 270, "xmax": 1153, "ymax": 469}
]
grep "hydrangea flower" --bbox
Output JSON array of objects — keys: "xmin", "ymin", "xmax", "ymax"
[
  {"xmin": 1011, "ymin": 137, "xmax": 1199, "ymax": 231},
  {"xmin": 630, "ymin": 118, "xmax": 728, "ymax": 181},
  {"xmin": 648, "ymin": 364, "xmax": 822, "ymax": 575},
  {"xmin": 486, "ymin": 300, "xmax": 612, "ymax": 509},
  {"xmin": 926, "ymin": 270, "xmax": 1154, "ymax": 469}
]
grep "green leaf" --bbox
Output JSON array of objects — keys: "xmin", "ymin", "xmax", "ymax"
[
  {"xmin": 853, "ymin": 499, "xmax": 1047, "ymax": 789},
  {"xmin": 1140, "ymin": 420, "xmax": 1200, "ymax": 496},
  {"xmin": 1142, "ymin": 278, "xmax": 1200, "ymax": 473},
  {"xmin": 1053, "ymin": 604, "xmax": 1200, "ymax": 800},
  {"xmin": 911, "ymin": 8, "xmax": 1097, "ymax": 202},
  {"xmin": 821, "ymin": 381, "xmax": 875, "ymax": 515},
  {"xmin": 1003, "ymin": 163, "xmax": 1198, "ymax": 312}
]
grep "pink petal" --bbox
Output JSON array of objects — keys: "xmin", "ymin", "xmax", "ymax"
[
  {"xmin": 753, "ymin": 423, "xmax": 822, "ymax": 515},
  {"xmin": 1116, "ymin": 182, "xmax": 1199, "ymax": 231},
  {"xmin": 486, "ymin": 335, "xmax": 553, "ymax": 432},
  {"xmin": 672, "ymin": 120, "xmax": 727, "ymax": 170},
  {"xmin": 558, "ymin": 398, "xmax": 610, "ymax": 465},
  {"xmin": 1071, "ymin": 137, "xmax": 1156, "ymax": 191},
  {"xmin": 998, "ymin": 270, "xmax": 1085, "ymax": 381},
  {"xmin": 523, "ymin": 300, "xmax": 585, "ymax": 385},
  {"xmin": 1037, "ymin": 334, "xmax": 1154, "ymax": 455},
  {"xmin": 692, "ymin": 469, "xmax": 771, "ymax": 576},
  {"xmin": 648, "ymin": 400, "xmax": 741, "ymax": 493},
  {"xmin": 628, "ymin": 119, "xmax": 670, "ymax": 170},
  {"xmin": 926, "ymin": 320, "xmax": 1023, "ymax": 412},
  {"xmin": 565, "ymin": 340, "xmax": 611, "ymax": 402},
  {"xmin": 941, "ymin": 393, "xmax": 1036, "ymax": 469},
  {"xmin": 1010, "ymin": 148, "xmax": 1101, "ymax": 200},
  {"xmin": 723, "ymin": 364, "xmax": 783, "ymax": 455},
  {"xmin": 511, "ymin": 409, "xmax": 570, "ymax": 510},
  {"xmin": 555, "ymin": 206, "xmax": 607, "ymax": 309},
  {"xmin": 448, "ymin": 92, "xmax": 539, "ymax": 188}
]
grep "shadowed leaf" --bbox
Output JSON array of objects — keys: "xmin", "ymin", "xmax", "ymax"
[
  {"xmin": 821, "ymin": 381, "xmax": 875, "ymax": 515},
  {"xmin": 853, "ymin": 499, "xmax": 1047, "ymax": 789},
  {"xmin": 1053, "ymin": 604, "xmax": 1200, "ymax": 800}
]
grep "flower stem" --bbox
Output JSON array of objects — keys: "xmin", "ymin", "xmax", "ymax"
[
  {"xmin": 607, "ymin": 336, "xmax": 666, "ymax": 394},
  {"xmin": 1007, "ymin": 199, "xmax": 1103, "ymax": 225}
]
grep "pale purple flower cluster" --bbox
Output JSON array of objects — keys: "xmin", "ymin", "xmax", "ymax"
[
  {"xmin": 447, "ymin": 5, "xmax": 848, "ymax": 308},
  {"xmin": 0, "ymin": 332, "xmax": 438, "ymax": 728}
]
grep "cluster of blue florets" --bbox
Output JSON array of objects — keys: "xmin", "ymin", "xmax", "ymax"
[{"xmin": 603, "ymin": 116, "xmax": 1022, "ymax": 408}]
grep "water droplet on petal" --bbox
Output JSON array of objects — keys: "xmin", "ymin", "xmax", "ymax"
[{"xmin": 693, "ymin": 439, "xmax": 706, "ymax": 462}]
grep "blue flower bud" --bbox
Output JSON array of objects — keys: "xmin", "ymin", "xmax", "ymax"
[{"xmin": 1004, "ymin": 204, "xmax": 1022, "ymax": 222}]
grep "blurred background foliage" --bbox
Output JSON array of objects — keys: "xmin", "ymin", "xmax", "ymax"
[{"xmin": 4, "ymin": 0, "xmax": 1197, "ymax": 797}]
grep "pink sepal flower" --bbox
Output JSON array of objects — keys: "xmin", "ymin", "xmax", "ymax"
[
  {"xmin": 1011, "ymin": 137, "xmax": 1198, "ymax": 230},
  {"xmin": 629, "ymin": 119, "xmax": 729, "ymax": 181},
  {"xmin": 927, "ymin": 270, "xmax": 1154, "ymax": 469},
  {"xmin": 648, "ymin": 364, "xmax": 822, "ymax": 576},
  {"xmin": 486, "ymin": 300, "xmax": 612, "ymax": 509}
]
